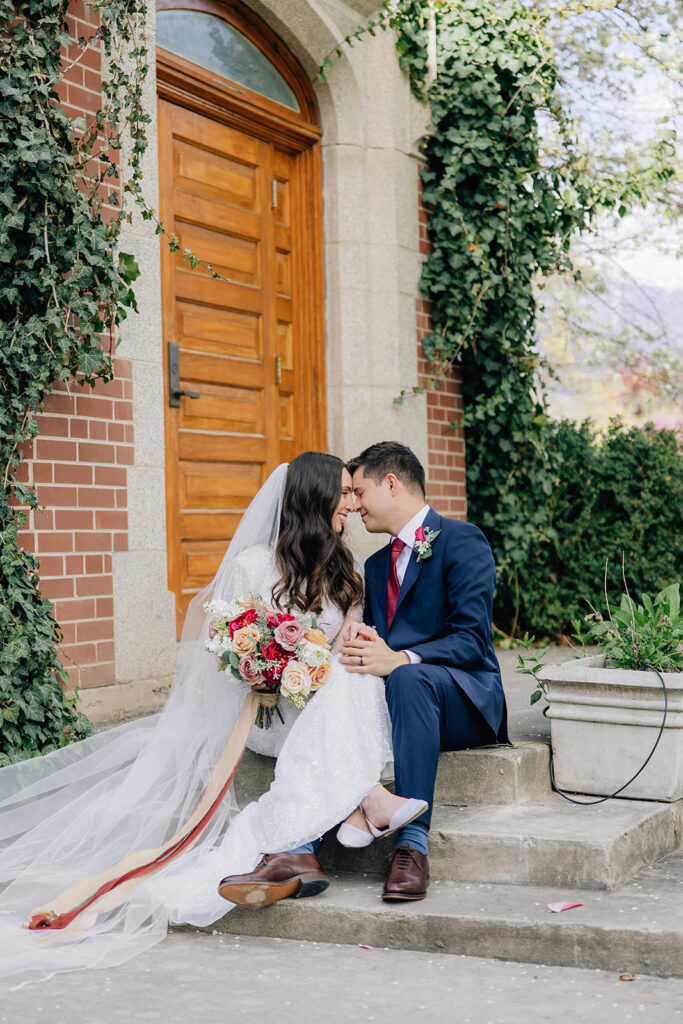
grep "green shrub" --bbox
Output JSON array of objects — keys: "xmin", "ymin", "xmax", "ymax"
[{"xmin": 494, "ymin": 419, "xmax": 683, "ymax": 639}]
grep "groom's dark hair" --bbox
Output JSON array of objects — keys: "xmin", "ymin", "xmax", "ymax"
[{"xmin": 348, "ymin": 441, "xmax": 426, "ymax": 498}]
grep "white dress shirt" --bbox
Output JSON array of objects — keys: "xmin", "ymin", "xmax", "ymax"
[{"xmin": 391, "ymin": 504, "xmax": 430, "ymax": 664}]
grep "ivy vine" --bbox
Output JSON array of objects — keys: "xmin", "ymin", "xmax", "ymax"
[
  {"xmin": 0, "ymin": 0, "xmax": 150, "ymax": 763},
  {"xmin": 322, "ymin": 0, "xmax": 677, "ymax": 636}
]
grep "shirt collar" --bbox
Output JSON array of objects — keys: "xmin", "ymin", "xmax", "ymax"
[{"xmin": 394, "ymin": 505, "xmax": 431, "ymax": 548}]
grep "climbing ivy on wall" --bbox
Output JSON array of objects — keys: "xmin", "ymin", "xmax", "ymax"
[
  {"xmin": 0, "ymin": 0, "xmax": 148, "ymax": 763},
  {"xmin": 323, "ymin": 0, "xmax": 678, "ymax": 637}
]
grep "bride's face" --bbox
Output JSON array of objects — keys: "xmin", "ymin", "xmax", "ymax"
[{"xmin": 332, "ymin": 468, "xmax": 356, "ymax": 533}]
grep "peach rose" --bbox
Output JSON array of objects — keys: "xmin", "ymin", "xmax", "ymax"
[
  {"xmin": 280, "ymin": 660, "xmax": 312, "ymax": 698},
  {"xmin": 232, "ymin": 624, "xmax": 261, "ymax": 655},
  {"xmin": 309, "ymin": 662, "xmax": 331, "ymax": 691},
  {"xmin": 304, "ymin": 627, "xmax": 330, "ymax": 650}
]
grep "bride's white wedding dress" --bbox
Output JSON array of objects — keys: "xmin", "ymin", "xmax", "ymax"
[
  {"xmin": 0, "ymin": 466, "xmax": 392, "ymax": 991},
  {"xmin": 151, "ymin": 543, "xmax": 392, "ymax": 923}
]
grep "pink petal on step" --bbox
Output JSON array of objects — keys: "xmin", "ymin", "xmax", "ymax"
[{"xmin": 547, "ymin": 901, "xmax": 583, "ymax": 913}]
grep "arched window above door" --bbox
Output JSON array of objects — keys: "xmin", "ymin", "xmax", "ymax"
[{"xmin": 157, "ymin": 8, "xmax": 299, "ymax": 111}]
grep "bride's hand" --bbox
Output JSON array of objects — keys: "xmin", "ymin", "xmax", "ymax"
[{"xmin": 343, "ymin": 621, "xmax": 376, "ymax": 643}]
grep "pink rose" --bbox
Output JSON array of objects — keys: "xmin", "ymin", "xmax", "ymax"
[
  {"xmin": 415, "ymin": 525, "xmax": 426, "ymax": 543},
  {"xmin": 237, "ymin": 655, "xmax": 263, "ymax": 684},
  {"xmin": 273, "ymin": 620, "xmax": 305, "ymax": 651},
  {"xmin": 208, "ymin": 621, "xmax": 217, "ymax": 639}
]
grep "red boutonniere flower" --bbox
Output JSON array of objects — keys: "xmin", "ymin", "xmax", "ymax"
[{"xmin": 413, "ymin": 526, "xmax": 441, "ymax": 562}]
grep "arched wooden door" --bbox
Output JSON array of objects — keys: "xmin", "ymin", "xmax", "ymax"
[{"xmin": 157, "ymin": 1, "xmax": 326, "ymax": 633}]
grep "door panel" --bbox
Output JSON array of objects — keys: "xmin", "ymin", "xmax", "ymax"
[{"xmin": 158, "ymin": 100, "xmax": 322, "ymax": 633}]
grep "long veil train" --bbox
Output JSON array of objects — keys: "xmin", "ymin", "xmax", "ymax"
[{"xmin": 0, "ymin": 464, "xmax": 392, "ymax": 991}]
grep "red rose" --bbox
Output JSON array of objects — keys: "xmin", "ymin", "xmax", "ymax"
[
  {"xmin": 261, "ymin": 637, "xmax": 289, "ymax": 682},
  {"xmin": 277, "ymin": 612, "xmax": 296, "ymax": 622},
  {"xmin": 415, "ymin": 525, "xmax": 426, "ymax": 543},
  {"xmin": 228, "ymin": 608, "xmax": 258, "ymax": 636}
]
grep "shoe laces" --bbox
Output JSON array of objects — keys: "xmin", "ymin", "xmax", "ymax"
[{"xmin": 392, "ymin": 847, "xmax": 415, "ymax": 870}]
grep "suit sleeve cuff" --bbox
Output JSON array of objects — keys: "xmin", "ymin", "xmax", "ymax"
[{"xmin": 403, "ymin": 649, "xmax": 422, "ymax": 665}]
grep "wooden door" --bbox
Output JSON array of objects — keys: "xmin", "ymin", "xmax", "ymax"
[{"xmin": 158, "ymin": 100, "xmax": 324, "ymax": 633}]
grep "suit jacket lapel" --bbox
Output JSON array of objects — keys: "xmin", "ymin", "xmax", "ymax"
[
  {"xmin": 369, "ymin": 543, "xmax": 391, "ymax": 636},
  {"xmin": 392, "ymin": 508, "xmax": 442, "ymax": 624}
]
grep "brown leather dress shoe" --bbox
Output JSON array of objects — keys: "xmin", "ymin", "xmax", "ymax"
[
  {"xmin": 383, "ymin": 844, "xmax": 429, "ymax": 902},
  {"xmin": 217, "ymin": 851, "xmax": 329, "ymax": 909}
]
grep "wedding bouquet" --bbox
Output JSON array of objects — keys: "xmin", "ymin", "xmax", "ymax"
[{"xmin": 203, "ymin": 595, "xmax": 332, "ymax": 727}]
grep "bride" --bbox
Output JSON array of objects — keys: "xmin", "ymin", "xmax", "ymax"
[{"xmin": 0, "ymin": 452, "xmax": 425, "ymax": 991}]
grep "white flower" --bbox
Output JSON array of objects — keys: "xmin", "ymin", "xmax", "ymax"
[
  {"xmin": 296, "ymin": 641, "xmax": 329, "ymax": 668},
  {"xmin": 204, "ymin": 597, "xmax": 247, "ymax": 622},
  {"xmin": 206, "ymin": 634, "xmax": 233, "ymax": 656},
  {"xmin": 280, "ymin": 660, "xmax": 312, "ymax": 698}
]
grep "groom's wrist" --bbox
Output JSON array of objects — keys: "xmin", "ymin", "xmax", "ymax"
[{"xmin": 394, "ymin": 650, "xmax": 410, "ymax": 670}]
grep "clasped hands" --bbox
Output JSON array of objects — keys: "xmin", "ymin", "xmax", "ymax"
[{"xmin": 339, "ymin": 622, "xmax": 409, "ymax": 677}]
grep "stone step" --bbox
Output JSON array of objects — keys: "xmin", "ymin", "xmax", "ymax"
[
  {"xmin": 233, "ymin": 742, "xmax": 551, "ymax": 809},
  {"xmin": 204, "ymin": 852, "xmax": 683, "ymax": 978},
  {"xmin": 434, "ymin": 742, "xmax": 550, "ymax": 805},
  {"xmin": 320, "ymin": 797, "xmax": 682, "ymax": 890}
]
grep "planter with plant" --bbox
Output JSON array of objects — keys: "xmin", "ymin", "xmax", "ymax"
[{"xmin": 519, "ymin": 580, "xmax": 683, "ymax": 802}]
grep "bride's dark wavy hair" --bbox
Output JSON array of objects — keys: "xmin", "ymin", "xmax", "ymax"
[{"xmin": 273, "ymin": 452, "xmax": 363, "ymax": 615}]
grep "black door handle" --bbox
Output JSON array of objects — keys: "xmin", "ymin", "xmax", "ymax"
[{"xmin": 168, "ymin": 341, "xmax": 200, "ymax": 407}]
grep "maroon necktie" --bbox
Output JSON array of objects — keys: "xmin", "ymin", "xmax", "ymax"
[{"xmin": 386, "ymin": 537, "xmax": 405, "ymax": 629}]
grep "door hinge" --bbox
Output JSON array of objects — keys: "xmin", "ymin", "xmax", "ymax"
[
  {"xmin": 271, "ymin": 177, "xmax": 278, "ymax": 210},
  {"xmin": 274, "ymin": 354, "xmax": 282, "ymax": 385}
]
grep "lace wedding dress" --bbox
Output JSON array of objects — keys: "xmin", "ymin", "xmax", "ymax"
[{"xmin": 0, "ymin": 466, "xmax": 392, "ymax": 991}]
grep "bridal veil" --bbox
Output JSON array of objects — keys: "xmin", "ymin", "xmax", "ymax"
[{"xmin": 0, "ymin": 465, "xmax": 291, "ymax": 989}]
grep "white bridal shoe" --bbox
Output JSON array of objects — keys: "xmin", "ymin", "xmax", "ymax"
[{"xmin": 336, "ymin": 798, "xmax": 429, "ymax": 849}]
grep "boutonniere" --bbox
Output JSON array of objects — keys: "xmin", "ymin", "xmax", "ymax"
[{"xmin": 413, "ymin": 525, "xmax": 441, "ymax": 562}]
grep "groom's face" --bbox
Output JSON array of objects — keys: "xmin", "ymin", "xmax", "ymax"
[{"xmin": 351, "ymin": 467, "xmax": 392, "ymax": 533}]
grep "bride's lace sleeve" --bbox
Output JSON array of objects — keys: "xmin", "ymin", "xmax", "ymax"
[{"xmin": 214, "ymin": 544, "xmax": 277, "ymax": 604}]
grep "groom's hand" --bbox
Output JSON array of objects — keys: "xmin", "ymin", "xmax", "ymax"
[{"xmin": 340, "ymin": 634, "xmax": 409, "ymax": 676}]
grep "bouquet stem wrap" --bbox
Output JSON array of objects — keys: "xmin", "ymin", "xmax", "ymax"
[{"xmin": 26, "ymin": 690, "xmax": 266, "ymax": 936}]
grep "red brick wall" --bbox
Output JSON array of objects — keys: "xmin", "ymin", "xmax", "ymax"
[
  {"xmin": 58, "ymin": 2, "xmax": 120, "ymax": 217},
  {"xmin": 22, "ymin": 363, "xmax": 134, "ymax": 689},
  {"xmin": 19, "ymin": 2, "xmax": 132, "ymax": 691},
  {"xmin": 416, "ymin": 172, "xmax": 467, "ymax": 519}
]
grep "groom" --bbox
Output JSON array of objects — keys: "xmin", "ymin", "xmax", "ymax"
[{"xmin": 340, "ymin": 441, "xmax": 508, "ymax": 901}]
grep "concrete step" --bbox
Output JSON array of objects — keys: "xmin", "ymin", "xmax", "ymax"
[
  {"xmin": 320, "ymin": 797, "xmax": 682, "ymax": 890},
  {"xmin": 233, "ymin": 742, "xmax": 551, "ymax": 809},
  {"xmin": 434, "ymin": 742, "xmax": 551, "ymax": 805},
  {"xmin": 205, "ymin": 852, "xmax": 683, "ymax": 978}
]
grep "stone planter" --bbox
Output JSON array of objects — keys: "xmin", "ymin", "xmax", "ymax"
[{"xmin": 539, "ymin": 654, "xmax": 683, "ymax": 802}]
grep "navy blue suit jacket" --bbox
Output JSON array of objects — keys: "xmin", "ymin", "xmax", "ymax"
[{"xmin": 364, "ymin": 508, "xmax": 509, "ymax": 742}]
